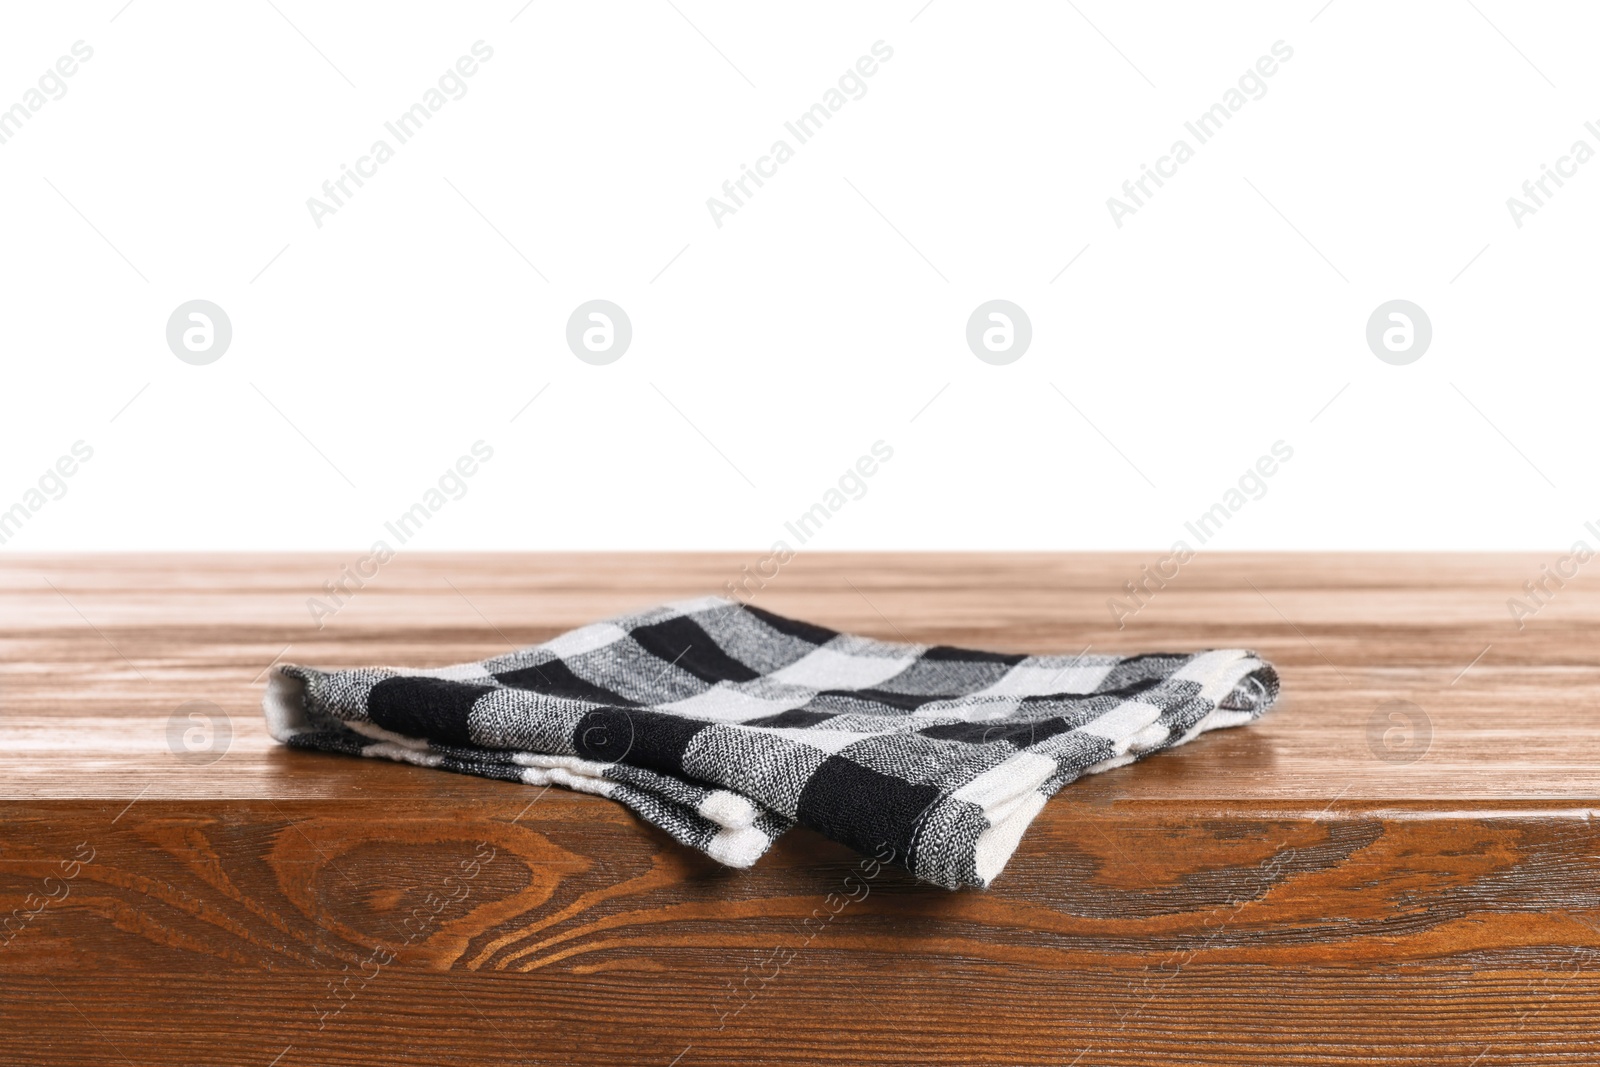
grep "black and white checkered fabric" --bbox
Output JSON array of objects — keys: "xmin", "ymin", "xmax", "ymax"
[{"xmin": 263, "ymin": 596, "xmax": 1279, "ymax": 889}]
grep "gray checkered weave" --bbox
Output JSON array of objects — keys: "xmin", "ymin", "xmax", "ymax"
[{"xmin": 263, "ymin": 596, "xmax": 1279, "ymax": 888}]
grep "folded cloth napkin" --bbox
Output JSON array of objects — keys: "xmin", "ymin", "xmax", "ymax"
[{"xmin": 262, "ymin": 596, "xmax": 1279, "ymax": 888}]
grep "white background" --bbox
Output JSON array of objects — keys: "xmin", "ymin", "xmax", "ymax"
[{"xmin": 1, "ymin": 1, "xmax": 1594, "ymax": 552}]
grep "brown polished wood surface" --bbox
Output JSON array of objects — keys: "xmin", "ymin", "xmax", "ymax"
[{"xmin": 2, "ymin": 553, "xmax": 1598, "ymax": 1066}]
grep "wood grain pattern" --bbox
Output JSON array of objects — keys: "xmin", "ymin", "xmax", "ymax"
[{"xmin": 2, "ymin": 553, "xmax": 1598, "ymax": 1065}]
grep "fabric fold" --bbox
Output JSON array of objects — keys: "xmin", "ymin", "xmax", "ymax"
[{"xmin": 261, "ymin": 596, "xmax": 1278, "ymax": 888}]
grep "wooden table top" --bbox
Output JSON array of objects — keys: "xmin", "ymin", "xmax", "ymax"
[
  {"xmin": 4, "ymin": 553, "xmax": 1598, "ymax": 1066},
  {"xmin": 7, "ymin": 551, "xmax": 1597, "ymax": 805}
]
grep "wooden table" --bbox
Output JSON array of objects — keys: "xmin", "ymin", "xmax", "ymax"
[{"xmin": 3, "ymin": 553, "xmax": 1598, "ymax": 1066}]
